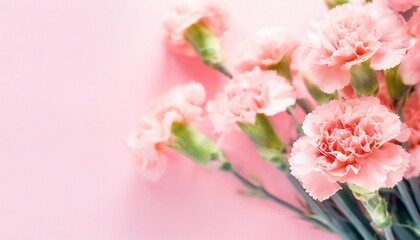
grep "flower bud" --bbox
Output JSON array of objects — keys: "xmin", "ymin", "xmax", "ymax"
[
  {"xmin": 184, "ymin": 21, "xmax": 232, "ymax": 78},
  {"xmin": 350, "ymin": 62, "xmax": 379, "ymax": 96},
  {"xmin": 238, "ymin": 114, "xmax": 288, "ymax": 171},
  {"xmin": 169, "ymin": 122, "xmax": 227, "ymax": 168}
]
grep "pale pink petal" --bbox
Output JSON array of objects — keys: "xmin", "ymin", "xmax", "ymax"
[
  {"xmin": 383, "ymin": 0, "xmax": 413, "ymax": 12},
  {"xmin": 347, "ymin": 143, "xmax": 406, "ymax": 191},
  {"xmin": 399, "ymin": 42, "xmax": 420, "ymax": 86},
  {"xmin": 405, "ymin": 146, "xmax": 420, "ymax": 179},
  {"xmin": 395, "ymin": 123, "xmax": 412, "ymax": 142},
  {"xmin": 309, "ymin": 65, "xmax": 350, "ymax": 94},
  {"xmin": 289, "ymin": 137, "xmax": 341, "ymax": 201}
]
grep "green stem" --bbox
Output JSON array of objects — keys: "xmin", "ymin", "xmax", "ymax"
[
  {"xmin": 384, "ymin": 227, "xmax": 395, "ymax": 240},
  {"xmin": 331, "ymin": 194, "xmax": 373, "ymax": 240},
  {"xmin": 408, "ymin": 178, "xmax": 420, "ymax": 211},
  {"xmin": 230, "ymin": 170, "xmax": 319, "ymax": 223},
  {"xmin": 397, "ymin": 182, "xmax": 420, "ymax": 229},
  {"xmin": 286, "ymin": 175, "xmax": 344, "ymax": 234}
]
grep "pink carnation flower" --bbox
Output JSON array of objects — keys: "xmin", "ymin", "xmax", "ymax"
[
  {"xmin": 127, "ymin": 82, "xmax": 206, "ymax": 181},
  {"xmin": 206, "ymin": 68, "xmax": 296, "ymax": 133},
  {"xmin": 163, "ymin": 0, "xmax": 228, "ymax": 56},
  {"xmin": 289, "ymin": 97, "xmax": 410, "ymax": 201},
  {"xmin": 297, "ymin": 4, "xmax": 410, "ymax": 93},
  {"xmin": 233, "ymin": 27, "xmax": 299, "ymax": 73}
]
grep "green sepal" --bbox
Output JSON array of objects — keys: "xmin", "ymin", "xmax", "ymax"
[
  {"xmin": 384, "ymin": 65, "xmax": 409, "ymax": 101},
  {"xmin": 267, "ymin": 57, "xmax": 293, "ymax": 81},
  {"xmin": 304, "ymin": 77, "xmax": 338, "ymax": 105},
  {"xmin": 184, "ymin": 21, "xmax": 231, "ymax": 78},
  {"xmin": 238, "ymin": 114, "xmax": 288, "ymax": 171},
  {"xmin": 169, "ymin": 122, "xmax": 219, "ymax": 165},
  {"xmin": 350, "ymin": 62, "xmax": 379, "ymax": 97},
  {"xmin": 325, "ymin": 0, "xmax": 349, "ymax": 9}
]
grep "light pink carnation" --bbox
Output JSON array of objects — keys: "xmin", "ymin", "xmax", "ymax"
[
  {"xmin": 289, "ymin": 97, "xmax": 410, "ymax": 201},
  {"xmin": 127, "ymin": 82, "xmax": 206, "ymax": 181},
  {"xmin": 233, "ymin": 27, "xmax": 299, "ymax": 73},
  {"xmin": 298, "ymin": 3, "xmax": 410, "ymax": 93},
  {"xmin": 206, "ymin": 68, "xmax": 296, "ymax": 133},
  {"xmin": 163, "ymin": 0, "xmax": 228, "ymax": 56}
]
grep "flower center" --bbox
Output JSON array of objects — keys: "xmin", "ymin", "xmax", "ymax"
[{"xmin": 315, "ymin": 118, "xmax": 380, "ymax": 171}]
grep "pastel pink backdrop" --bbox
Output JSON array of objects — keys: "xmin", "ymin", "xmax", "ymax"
[{"xmin": 0, "ymin": 0, "xmax": 338, "ymax": 239}]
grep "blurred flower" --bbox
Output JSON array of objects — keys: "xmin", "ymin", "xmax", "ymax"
[
  {"xmin": 383, "ymin": 0, "xmax": 414, "ymax": 12},
  {"xmin": 206, "ymin": 68, "xmax": 296, "ymax": 133},
  {"xmin": 289, "ymin": 97, "xmax": 410, "ymax": 201},
  {"xmin": 127, "ymin": 82, "xmax": 206, "ymax": 181},
  {"xmin": 407, "ymin": 8, "xmax": 420, "ymax": 36},
  {"xmin": 399, "ymin": 41, "xmax": 420, "ymax": 86},
  {"xmin": 297, "ymin": 3, "xmax": 410, "ymax": 93},
  {"xmin": 163, "ymin": 0, "xmax": 231, "ymax": 77},
  {"xmin": 405, "ymin": 146, "xmax": 420, "ymax": 179},
  {"xmin": 163, "ymin": 0, "xmax": 228, "ymax": 56},
  {"xmin": 233, "ymin": 27, "xmax": 299, "ymax": 78},
  {"xmin": 403, "ymin": 87, "xmax": 420, "ymax": 149}
]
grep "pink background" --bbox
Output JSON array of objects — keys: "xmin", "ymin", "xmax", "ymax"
[{"xmin": 0, "ymin": 0, "xmax": 338, "ymax": 239}]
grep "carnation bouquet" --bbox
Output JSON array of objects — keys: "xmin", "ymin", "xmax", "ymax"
[{"xmin": 128, "ymin": 0, "xmax": 420, "ymax": 239}]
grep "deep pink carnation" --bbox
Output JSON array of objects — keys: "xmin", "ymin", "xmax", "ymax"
[
  {"xmin": 163, "ymin": 0, "xmax": 228, "ymax": 56},
  {"xmin": 289, "ymin": 97, "xmax": 410, "ymax": 201},
  {"xmin": 297, "ymin": 3, "xmax": 410, "ymax": 93},
  {"xmin": 233, "ymin": 27, "xmax": 299, "ymax": 73},
  {"xmin": 206, "ymin": 68, "xmax": 296, "ymax": 133},
  {"xmin": 127, "ymin": 82, "xmax": 206, "ymax": 181}
]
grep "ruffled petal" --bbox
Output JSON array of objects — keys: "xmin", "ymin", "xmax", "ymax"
[{"xmin": 289, "ymin": 137, "xmax": 341, "ymax": 201}]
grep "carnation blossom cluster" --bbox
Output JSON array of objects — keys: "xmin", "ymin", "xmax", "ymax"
[{"xmin": 130, "ymin": 0, "xmax": 420, "ymax": 238}]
